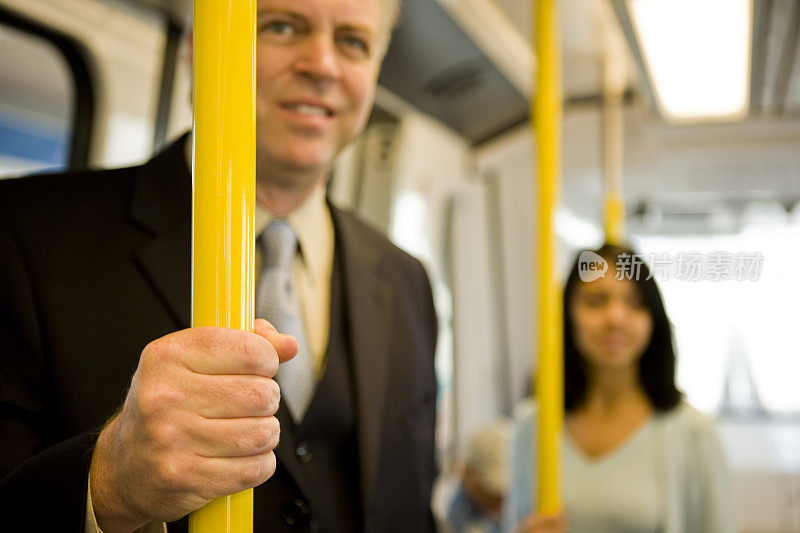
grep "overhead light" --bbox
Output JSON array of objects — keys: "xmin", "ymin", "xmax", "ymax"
[
  {"xmin": 630, "ymin": 0, "xmax": 751, "ymax": 121},
  {"xmin": 554, "ymin": 207, "xmax": 603, "ymax": 249}
]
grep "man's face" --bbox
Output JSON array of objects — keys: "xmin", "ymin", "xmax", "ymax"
[{"xmin": 255, "ymin": 0, "xmax": 383, "ymax": 187}]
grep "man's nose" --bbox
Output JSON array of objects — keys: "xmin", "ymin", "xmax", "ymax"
[{"xmin": 294, "ymin": 33, "xmax": 341, "ymax": 84}]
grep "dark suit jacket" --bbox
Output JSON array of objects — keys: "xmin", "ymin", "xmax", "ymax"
[{"xmin": 0, "ymin": 136, "xmax": 438, "ymax": 532}]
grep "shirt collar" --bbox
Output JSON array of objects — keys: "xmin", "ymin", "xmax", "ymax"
[
  {"xmin": 184, "ymin": 132, "xmax": 332, "ymax": 285},
  {"xmin": 255, "ymin": 183, "xmax": 331, "ymax": 285}
]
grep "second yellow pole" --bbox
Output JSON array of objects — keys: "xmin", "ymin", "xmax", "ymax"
[
  {"xmin": 190, "ymin": 0, "xmax": 256, "ymax": 531},
  {"xmin": 532, "ymin": 0, "xmax": 563, "ymax": 516},
  {"xmin": 602, "ymin": 89, "xmax": 625, "ymax": 244}
]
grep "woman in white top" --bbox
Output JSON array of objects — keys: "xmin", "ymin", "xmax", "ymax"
[{"xmin": 505, "ymin": 244, "xmax": 733, "ymax": 533}]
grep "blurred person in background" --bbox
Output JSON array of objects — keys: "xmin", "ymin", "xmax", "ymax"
[
  {"xmin": 505, "ymin": 244, "xmax": 732, "ymax": 533},
  {"xmin": 446, "ymin": 419, "xmax": 512, "ymax": 533}
]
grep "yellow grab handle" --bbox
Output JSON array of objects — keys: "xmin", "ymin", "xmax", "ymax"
[
  {"xmin": 532, "ymin": 0, "xmax": 564, "ymax": 516},
  {"xmin": 190, "ymin": 0, "xmax": 256, "ymax": 531},
  {"xmin": 604, "ymin": 192, "xmax": 625, "ymax": 246},
  {"xmin": 603, "ymin": 87, "xmax": 625, "ymax": 245}
]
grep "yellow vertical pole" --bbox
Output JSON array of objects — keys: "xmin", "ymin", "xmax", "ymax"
[
  {"xmin": 602, "ymin": 26, "xmax": 627, "ymax": 245},
  {"xmin": 190, "ymin": 0, "xmax": 256, "ymax": 532},
  {"xmin": 602, "ymin": 88, "xmax": 625, "ymax": 245},
  {"xmin": 532, "ymin": 0, "xmax": 563, "ymax": 516}
]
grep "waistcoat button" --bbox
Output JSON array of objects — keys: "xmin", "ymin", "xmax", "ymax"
[{"xmin": 295, "ymin": 441, "xmax": 313, "ymax": 463}]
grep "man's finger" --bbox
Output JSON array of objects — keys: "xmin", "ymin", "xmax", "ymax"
[
  {"xmin": 186, "ymin": 374, "xmax": 280, "ymax": 418},
  {"xmin": 189, "ymin": 416, "xmax": 281, "ymax": 458},
  {"xmin": 195, "ymin": 453, "xmax": 277, "ymax": 497},
  {"xmin": 178, "ymin": 327, "xmax": 280, "ymax": 377},
  {"xmin": 254, "ymin": 319, "xmax": 298, "ymax": 364},
  {"xmin": 254, "ymin": 318, "xmax": 277, "ymax": 333}
]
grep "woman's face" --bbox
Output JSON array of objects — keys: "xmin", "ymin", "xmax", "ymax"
[{"xmin": 570, "ymin": 273, "xmax": 654, "ymax": 373}]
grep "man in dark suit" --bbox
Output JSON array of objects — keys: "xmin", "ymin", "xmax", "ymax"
[{"xmin": 0, "ymin": 0, "xmax": 438, "ymax": 531}]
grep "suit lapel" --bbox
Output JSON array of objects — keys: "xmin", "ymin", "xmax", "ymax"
[
  {"xmin": 132, "ymin": 217, "xmax": 191, "ymax": 328},
  {"xmin": 129, "ymin": 134, "xmax": 192, "ymax": 328},
  {"xmin": 330, "ymin": 206, "xmax": 393, "ymax": 513}
]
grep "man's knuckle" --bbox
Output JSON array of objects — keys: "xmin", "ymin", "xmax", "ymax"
[
  {"xmin": 138, "ymin": 385, "xmax": 179, "ymax": 418},
  {"xmin": 155, "ymin": 457, "xmax": 182, "ymax": 487},
  {"xmin": 263, "ymin": 451, "xmax": 277, "ymax": 479},
  {"xmin": 196, "ymin": 483, "xmax": 218, "ymax": 502},
  {"xmin": 152, "ymin": 422, "xmax": 179, "ymax": 447},
  {"xmin": 266, "ymin": 380, "xmax": 280, "ymax": 415},
  {"xmin": 140, "ymin": 341, "xmax": 157, "ymax": 363},
  {"xmin": 239, "ymin": 460, "xmax": 262, "ymax": 487},
  {"xmin": 239, "ymin": 335, "xmax": 264, "ymax": 374},
  {"xmin": 269, "ymin": 418, "xmax": 281, "ymax": 448},
  {"xmin": 136, "ymin": 387, "xmax": 158, "ymax": 417},
  {"xmin": 148, "ymin": 336, "xmax": 182, "ymax": 364},
  {"xmin": 260, "ymin": 417, "xmax": 280, "ymax": 450},
  {"xmin": 243, "ymin": 380, "xmax": 267, "ymax": 411},
  {"xmin": 249, "ymin": 420, "xmax": 270, "ymax": 450},
  {"xmin": 265, "ymin": 350, "xmax": 279, "ymax": 378}
]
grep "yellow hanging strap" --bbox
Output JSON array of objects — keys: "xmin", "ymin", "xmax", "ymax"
[
  {"xmin": 532, "ymin": 0, "xmax": 563, "ymax": 516},
  {"xmin": 190, "ymin": 0, "xmax": 256, "ymax": 531}
]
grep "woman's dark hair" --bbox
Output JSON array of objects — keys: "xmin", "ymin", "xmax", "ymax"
[{"xmin": 563, "ymin": 243, "xmax": 682, "ymax": 412}]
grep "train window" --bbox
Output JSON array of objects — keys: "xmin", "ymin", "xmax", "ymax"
[
  {"xmin": 0, "ymin": 23, "xmax": 73, "ymax": 177},
  {"xmin": 634, "ymin": 209, "xmax": 800, "ymax": 418}
]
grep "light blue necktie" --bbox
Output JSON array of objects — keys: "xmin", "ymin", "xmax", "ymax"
[{"xmin": 256, "ymin": 220, "xmax": 315, "ymax": 422}]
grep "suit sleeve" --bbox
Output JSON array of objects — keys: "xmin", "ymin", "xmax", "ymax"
[
  {"xmin": 0, "ymin": 187, "xmax": 95, "ymax": 531},
  {"xmin": 412, "ymin": 257, "xmax": 439, "ymax": 531},
  {"xmin": 416, "ymin": 259, "xmax": 438, "ymax": 371},
  {"xmin": 0, "ymin": 194, "xmax": 49, "ymax": 479}
]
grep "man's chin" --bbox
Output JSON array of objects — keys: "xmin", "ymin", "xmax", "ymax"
[{"xmin": 257, "ymin": 153, "xmax": 334, "ymax": 186}]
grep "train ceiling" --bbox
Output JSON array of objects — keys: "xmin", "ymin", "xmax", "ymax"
[{"xmin": 38, "ymin": 0, "xmax": 800, "ymax": 144}]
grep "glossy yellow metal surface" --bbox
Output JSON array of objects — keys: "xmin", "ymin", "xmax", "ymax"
[
  {"xmin": 532, "ymin": 0, "xmax": 563, "ymax": 516},
  {"xmin": 603, "ymin": 89, "xmax": 625, "ymax": 244},
  {"xmin": 189, "ymin": 0, "xmax": 256, "ymax": 531},
  {"xmin": 604, "ymin": 193, "xmax": 625, "ymax": 245}
]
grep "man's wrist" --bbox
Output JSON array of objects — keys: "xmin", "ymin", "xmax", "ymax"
[
  {"xmin": 86, "ymin": 476, "xmax": 104, "ymax": 533},
  {"xmin": 89, "ymin": 417, "xmax": 149, "ymax": 533}
]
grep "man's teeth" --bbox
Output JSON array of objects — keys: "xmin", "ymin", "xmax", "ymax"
[{"xmin": 288, "ymin": 104, "xmax": 330, "ymax": 116}]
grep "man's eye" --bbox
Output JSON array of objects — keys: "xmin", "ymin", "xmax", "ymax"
[
  {"xmin": 261, "ymin": 20, "xmax": 294, "ymax": 35},
  {"xmin": 344, "ymin": 36, "xmax": 366, "ymax": 49},
  {"xmin": 340, "ymin": 35, "xmax": 369, "ymax": 55}
]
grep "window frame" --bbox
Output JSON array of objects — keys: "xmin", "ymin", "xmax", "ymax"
[{"xmin": 0, "ymin": 4, "xmax": 95, "ymax": 171}]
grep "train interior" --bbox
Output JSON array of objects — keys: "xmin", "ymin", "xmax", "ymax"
[{"xmin": 1, "ymin": 0, "xmax": 799, "ymax": 530}]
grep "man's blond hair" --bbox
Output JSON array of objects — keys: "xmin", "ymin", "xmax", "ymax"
[{"xmin": 377, "ymin": 0, "xmax": 400, "ymax": 60}]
